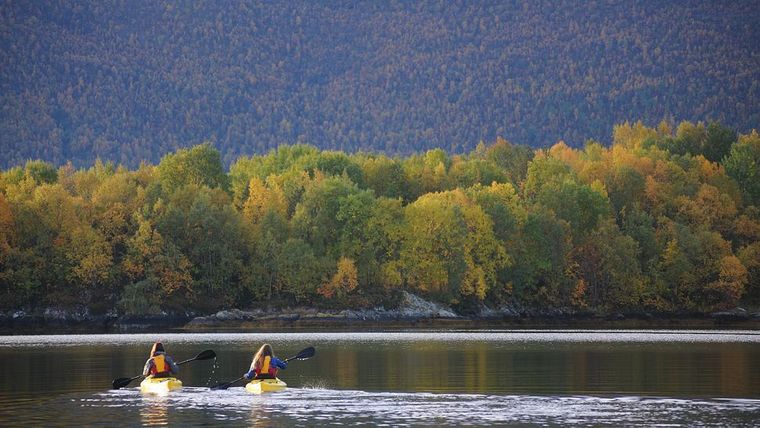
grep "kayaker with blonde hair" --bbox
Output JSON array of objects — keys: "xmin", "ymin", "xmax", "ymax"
[
  {"xmin": 244, "ymin": 344, "xmax": 287, "ymax": 380},
  {"xmin": 143, "ymin": 342, "xmax": 179, "ymax": 378}
]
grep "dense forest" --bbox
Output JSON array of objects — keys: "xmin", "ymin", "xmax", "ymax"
[
  {"xmin": 2, "ymin": 1, "xmax": 759, "ymax": 168},
  {"xmin": 1, "ymin": 120, "xmax": 759, "ymax": 316}
]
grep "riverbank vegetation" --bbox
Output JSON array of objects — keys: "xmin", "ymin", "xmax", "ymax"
[{"xmin": 1, "ymin": 120, "xmax": 759, "ymax": 316}]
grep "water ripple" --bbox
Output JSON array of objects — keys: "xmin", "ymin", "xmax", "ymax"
[{"xmin": 30, "ymin": 388, "xmax": 757, "ymax": 427}]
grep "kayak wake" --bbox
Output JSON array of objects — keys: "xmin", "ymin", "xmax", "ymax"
[{"xmin": 30, "ymin": 388, "xmax": 754, "ymax": 427}]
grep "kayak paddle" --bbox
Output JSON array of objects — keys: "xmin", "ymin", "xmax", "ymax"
[
  {"xmin": 112, "ymin": 374, "xmax": 143, "ymax": 390},
  {"xmin": 112, "ymin": 349, "xmax": 217, "ymax": 389},
  {"xmin": 176, "ymin": 349, "xmax": 217, "ymax": 365},
  {"xmin": 210, "ymin": 346, "xmax": 316, "ymax": 390}
]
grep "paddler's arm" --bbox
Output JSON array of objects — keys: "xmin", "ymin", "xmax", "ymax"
[
  {"xmin": 243, "ymin": 369, "xmax": 255, "ymax": 380},
  {"xmin": 166, "ymin": 356, "xmax": 180, "ymax": 374},
  {"xmin": 271, "ymin": 357, "xmax": 287, "ymax": 369},
  {"xmin": 142, "ymin": 359, "xmax": 152, "ymax": 376}
]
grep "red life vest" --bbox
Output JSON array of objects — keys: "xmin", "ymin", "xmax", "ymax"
[{"xmin": 150, "ymin": 354, "xmax": 170, "ymax": 376}]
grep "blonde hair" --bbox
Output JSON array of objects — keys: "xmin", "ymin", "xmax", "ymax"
[
  {"xmin": 251, "ymin": 343, "xmax": 273, "ymax": 371},
  {"xmin": 150, "ymin": 342, "xmax": 165, "ymax": 357}
]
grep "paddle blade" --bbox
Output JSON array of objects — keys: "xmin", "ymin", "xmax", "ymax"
[
  {"xmin": 176, "ymin": 349, "xmax": 217, "ymax": 365},
  {"xmin": 210, "ymin": 376, "xmax": 244, "ymax": 390},
  {"xmin": 210, "ymin": 381, "xmax": 233, "ymax": 390},
  {"xmin": 195, "ymin": 349, "xmax": 217, "ymax": 361},
  {"xmin": 112, "ymin": 377, "xmax": 135, "ymax": 389},
  {"xmin": 293, "ymin": 346, "xmax": 315, "ymax": 360}
]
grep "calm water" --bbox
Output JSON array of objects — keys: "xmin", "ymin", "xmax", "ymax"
[{"xmin": 1, "ymin": 330, "xmax": 759, "ymax": 426}]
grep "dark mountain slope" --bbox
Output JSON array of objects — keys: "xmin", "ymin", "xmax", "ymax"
[{"xmin": 1, "ymin": 0, "xmax": 758, "ymax": 167}]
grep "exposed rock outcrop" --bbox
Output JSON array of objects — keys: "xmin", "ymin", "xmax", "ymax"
[
  {"xmin": 185, "ymin": 291, "xmax": 460, "ymax": 328},
  {"xmin": 710, "ymin": 307, "xmax": 750, "ymax": 321}
]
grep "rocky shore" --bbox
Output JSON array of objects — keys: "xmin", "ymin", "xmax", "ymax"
[
  {"xmin": 0, "ymin": 307, "xmax": 193, "ymax": 333},
  {"xmin": 2, "ymin": 292, "xmax": 759, "ymax": 333},
  {"xmin": 184, "ymin": 292, "xmax": 760, "ymax": 330}
]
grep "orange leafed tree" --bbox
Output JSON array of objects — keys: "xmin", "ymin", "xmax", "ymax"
[{"xmin": 318, "ymin": 257, "xmax": 359, "ymax": 300}]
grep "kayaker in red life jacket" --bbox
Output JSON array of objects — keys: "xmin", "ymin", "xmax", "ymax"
[
  {"xmin": 143, "ymin": 342, "xmax": 180, "ymax": 378},
  {"xmin": 244, "ymin": 343, "xmax": 287, "ymax": 380}
]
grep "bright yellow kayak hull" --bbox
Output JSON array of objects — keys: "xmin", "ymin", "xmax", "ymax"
[
  {"xmin": 245, "ymin": 378, "xmax": 287, "ymax": 394},
  {"xmin": 140, "ymin": 376, "xmax": 183, "ymax": 394}
]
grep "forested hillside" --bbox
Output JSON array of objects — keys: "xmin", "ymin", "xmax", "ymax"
[
  {"xmin": 2, "ymin": 1, "xmax": 759, "ymax": 168},
  {"xmin": 1, "ymin": 121, "xmax": 759, "ymax": 316}
]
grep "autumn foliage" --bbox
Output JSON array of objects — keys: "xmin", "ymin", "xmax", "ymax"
[
  {"xmin": 2, "ymin": 2, "xmax": 758, "ymax": 169},
  {"xmin": 1, "ymin": 121, "xmax": 758, "ymax": 315}
]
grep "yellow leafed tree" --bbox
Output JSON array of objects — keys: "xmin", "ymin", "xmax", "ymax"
[{"xmin": 318, "ymin": 257, "xmax": 359, "ymax": 300}]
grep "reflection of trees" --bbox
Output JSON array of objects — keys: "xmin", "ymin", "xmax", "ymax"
[
  {"xmin": 1, "ymin": 339, "xmax": 760, "ymax": 413},
  {"xmin": 720, "ymin": 345, "xmax": 752, "ymax": 397},
  {"xmin": 334, "ymin": 348, "xmax": 358, "ymax": 389},
  {"xmin": 301, "ymin": 342, "xmax": 760, "ymax": 397}
]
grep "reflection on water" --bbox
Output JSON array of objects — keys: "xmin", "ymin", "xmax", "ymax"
[
  {"xmin": 0, "ymin": 331, "xmax": 759, "ymax": 426},
  {"xmin": 6, "ymin": 387, "xmax": 760, "ymax": 427},
  {"xmin": 141, "ymin": 395, "xmax": 169, "ymax": 426}
]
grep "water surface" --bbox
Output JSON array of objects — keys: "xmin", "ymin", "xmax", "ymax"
[{"xmin": 1, "ymin": 330, "xmax": 758, "ymax": 426}]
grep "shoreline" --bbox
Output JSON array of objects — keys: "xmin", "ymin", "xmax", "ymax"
[
  {"xmin": 2, "ymin": 310, "xmax": 759, "ymax": 335},
  {"xmin": 3, "ymin": 293, "xmax": 758, "ymax": 334}
]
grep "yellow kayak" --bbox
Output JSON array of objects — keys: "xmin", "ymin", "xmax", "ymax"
[
  {"xmin": 245, "ymin": 378, "xmax": 287, "ymax": 394},
  {"xmin": 140, "ymin": 376, "xmax": 183, "ymax": 394}
]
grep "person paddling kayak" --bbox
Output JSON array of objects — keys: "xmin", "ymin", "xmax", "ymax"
[
  {"xmin": 244, "ymin": 344, "xmax": 287, "ymax": 380},
  {"xmin": 143, "ymin": 342, "xmax": 180, "ymax": 378}
]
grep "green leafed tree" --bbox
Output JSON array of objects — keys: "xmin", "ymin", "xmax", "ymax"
[
  {"xmin": 400, "ymin": 189, "xmax": 508, "ymax": 303},
  {"xmin": 291, "ymin": 175, "xmax": 369, "ymax": 258},
  {"xmin": 275, "ymin": 238, "xmax": 325, "ymax": 303},
  {"xmin": 120, "ymin": 215, "xmax": 193, "ymax": 315},
  {"xmin": 508, "ymin": 208, "xmax": 573, "ymax": 307},
  {"xmin": 724, "ymin": 131, "xmax": 760, "ymax": 207},
  {"xmin": 359, "ymin": 155, "xmax": 410, "ymax": 200},
  {"xmin": 572, "ymin": 219, "xmax": 645, "ymax": 310},
  {"xmin": 23, "ymin": 160, "xmax": 58, "ymax": 185},
  {"xmin": 158, "ymin": 143, "xmax": 230, "ymax": 194},
  {"xmin": 155, "ymin": 186, "xmax": 248, "ymax": 310}
]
